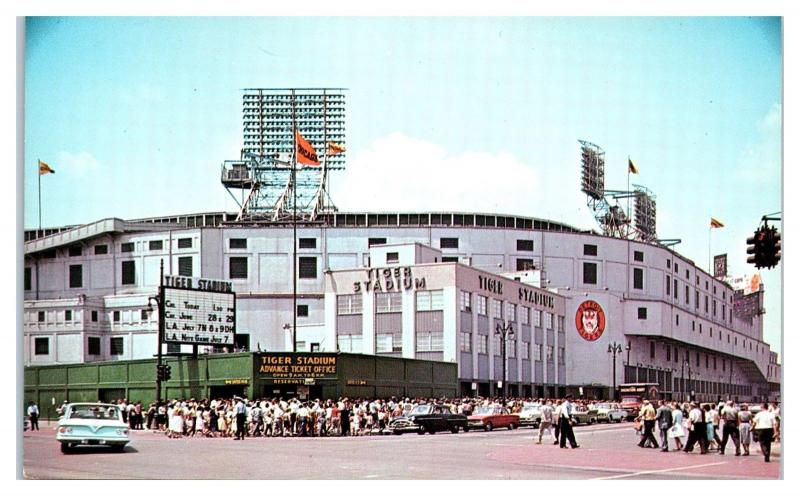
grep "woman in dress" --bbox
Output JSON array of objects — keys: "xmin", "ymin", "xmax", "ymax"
[
  {"xmin": 737, "ymin": 403, "xmax": 752, "ymax": 456},
  {"xmin": 169, "ymin": 406, "xmax": 184, "ymax": 439},
  {"xmin": 669, "ymin": 401, "xmax": 685, "ymax": 450}
]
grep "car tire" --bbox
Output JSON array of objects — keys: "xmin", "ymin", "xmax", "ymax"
[
  {"xmin": 60, "ymin": 443, "xmax": 71, "ymax": 454},
  {"xmin": 464, "ymin": 425, "xmax": 470, "ymax": 432},
  {"xmin": 393, "ymin": 430, "xmax": 402, "ymax": 435},
  {"xmin": 417, "ymin": 427, "xmax": 425, "ymax": 435},
  {"xmin": 450, "ymin": 426, "xmax": 459, "ymax": 434},
  {"xmin": 111, "ymin": 444, "xmax": 125, "ymax": 453},
  {"xmin": 485, "ymin": 422, "xmax": 493, "ymax": 432}
]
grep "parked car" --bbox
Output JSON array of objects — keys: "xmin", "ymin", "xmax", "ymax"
[
  {"xmin": 467, "ymin": 405, "xmax": 520, "ymax": 431},
  {"xmin": 388, "ymin": 404, "xmax": 468, "ymax": 435},
  {"xmin": 56, "ymin": 403, "xmax": 130, "ymax": 453},
  {"xmin": 518, "ymin": 404, "xmax": 542, "ymax": 427},
  {"xmin": 569, "ymin": 406, "xmax": 598, "ymax": 425},
  {"xmin": 593, "ymin": 402, "xmax": 627, "ymax": 423}
]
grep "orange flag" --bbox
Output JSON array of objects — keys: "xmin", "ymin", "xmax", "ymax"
[
  {"xmin": 38, "ymin": 159, "xmax": 55, "ymax": 175},
  {"xmin": 327, "ymin": 141, "xmax": 346, "ymax": 156},
  {"xmin": 295, "ymin": 130, "xmax": 320, "ymax": 166},
  {"xmin": 710, "ymin": 218, "xmax": 724, "ymax": 229}
]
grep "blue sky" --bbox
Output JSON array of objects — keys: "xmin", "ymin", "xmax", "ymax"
[{"xmin": 23, "ymin": 17, "xmax": 782, "ymax": 356}]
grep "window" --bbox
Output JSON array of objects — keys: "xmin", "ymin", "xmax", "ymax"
[
  {"xmin": 416, "ymin": 330, "xmax": 444, "ymax": 352},
  {"xmin": 477, "ymin": 295, "xmax": 487, "ymax": 315},
  {"xmin": 650, "ymin": 341, "xmax": 655, "ymax": 359},
  {"xmin": 517, "ymin": 239, "xmax": 534, "ymax": 252},
  {"xmin": 298, "ymin": 238, "xmax": 316, "ymax": 249},
  {"xmin": 674, "ymin": 263, "xmax": 679, "ymax": 274},
  {"xmin": 113, "ymin": 311, "xmax": 120, "ymax": 322},
  {"xmin": 695, "ymin": 290, "xmax": 700, "ymax": 309},
  {"xmin": 149, "ymin": 240, "xmax": 163, "ymax": 251},
  {"xmin": 34, "ymin": 337, "xmax": 49, "ymax": 355},
  {"xmin": 520, "ymin": 307, "xmax": 529, "ymax": 325},
  {"xmin": 506, "ymin": 303, "xmax": 517, "ymax": 321},
  {"xmin": 229, "ymin": 238, "xmax": 247, "ymax": 249},
  {"xmin": 696, "ymin": 352, "xmax": 700, "ymax": 367},
  {"xmin": 178, "ymin": 256, "xmax": 193, "ymax": 277},
  {"xmin": 713, "ymin": 356, "xmax": 717, "ymax": 370},
  {"xmin": 121, "ymin": 260, "xmax": 136, "ymax": 285},
  {"xmin": 520, "ymin": 341, "xmax": 530, "ymax": 360},
  {"xmin": 65, "ymin": 310, "xmax": 72, "ymax": 321},
  {"xmin": 583, "ymin": 244, "xmax": 598, "ymax": 256},
  {"xmin": 692, "ymin": 321, "xmax": 695, "ymax": 331},
  {"xmin": 673, "ymin": 282, "xmax": 677, "ymax": 299},
  {"xmin": 376, "ymin": 334, "xmax": 396, "ymax": 353},
  {"xmin": 441, "ymin": 256, "xmax": 459, "ymax": 263},
  {"xmin": 491, "ymin": 299, "xmax": 502, "ymax": 319},
  {"xmin": 91, "ymin": 310, "xmax": 98, "ymax": 322},
  {"xmin": 686, "ymin": 270, "xmax": 690, "ymax": 279},
  {"xmin": 685, "ymin": 286, "xmax": 689, "ymax": 304},
  {"xmin": 459, "ymin": 291, "xmax": 472, "ymax": 312},
  {"xmin": 386, "ymin": 252, "xmax": 399, "ymax": 264},
  {"xmin": 633, "ymin": 268, "xmax": 643, "ymax": 289},
  {"xmin": 440, "ymin": 237, "xmax": 459, "ymax": 249},
  {"xmin": 376, "ymin": 292, "xmax": 402, "ymax": 313},
  {"xmin": 337, "ymin": 294, "xmax": 363, "ymax": 315},
  {"xmin": 583, "ymin": 262, "xmax": 597, "ymax": 284},
  {"xmin": 310, "ymin": 343, "xmax": 320, "ymax": 353},
  {"xmin": 544, "ymin": 312, "xmax": 553, "ymax": 329},
  {"xmin": 229, "ymin": 257, "xmax": 248, "ymax": 279},
  {"xmin": 533, "ymin": 310, "xmax": 542, "ymax": 327},
  {"xmin": 94, "ymin": 244, "xmax": 108, "ymax": 255},
  {"xmin": 534, "ymin": 343, "xmax": 542, "ymax": 361},
  {"xmin": 704, "ymin": 295, "xmax": 709, "ymax": 313},
  {"xmin": 546, "ymin": 345, "xmax": 554, "ymax": 363},
  {"xmin": 674, "ymin": 346, "xmax": 678, "ymax": 363},
  {"xmin": 177, "ymin": 238, "xmax": 192, "ymax": 249},
  {"xmin": 297, "ymin": 305, "xmax": 309, "ymax": 317},
  {"xmin": 68, "ymin": 245, "xmax": 82, "ymax": 257},
  {"xmin": 507, "ymin": 339, "xmax": 516, "ymax": 358},
  {"xmin": 110, "ymin": 337, "xmax": 124, "ymax": 356},
  {"xmin": 666, "ymin": 275, "xmax": 671, "ymax": 295},
  {"xmin": 121, "ymin": 242, "xmax": 134, "ymax": 253},
  {"xmin": 24, "ymin": 267, "xmax": 31, "ymax": 291},
  {"xmin": 558, "ymin": 348, "xmax": 565, "ymax": 365},
  {"xmin": 634, "ymin": 250, "xmax": 644, "ymax": 262},
  {"xmin": 416, "ymin": 290, "xmax": 444, "ymax": 311},
  {"xmin": 88, "ymin": 337, "xmax": 101, "ymax": 356},
  {"xmin": 667, "ymin": 259, "xmax": 671, "ymax": 269},
  {"xmin": 459, "ymin": 332, "xmax": 472, "ymax": 352},
  {"xmin": 705, "ymin": 354, "xmax": 709, "ymax": 368},
  {"xmin": 638, "ymin": 307, "xmax": 647, "ymax": 319},
  {"xmin": 675, "ymin": 314, "xmax": 679, "ymax": 326},
  {"xmin": 557, "ymin": 316, "xmax": 565, "ymax": 332},
  {"xmin": 368, "ymin": 238, "xmax": 386, "ymax": 247},
  {"xmin": 713, "ymin": 300, "xmax": 717, "ymax": 316},
  {"xmin": 298, "ymin": 257, "xmax": 317, "ymax": 279},
  {"xmin": 141, "ymin": 309, "xmax": 149, "ymax": 320},
  {"xmin": 516, "ymin": 258, "xmax": 534, "ymax": 271},
  {"xmin": 477, "ymin": 335, "xmax": 488, "ymax": 354}
]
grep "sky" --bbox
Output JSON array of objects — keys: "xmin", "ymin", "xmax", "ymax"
[{"xmin": 22, "ymin": 17, "xmax": 783, "ymax": 358}]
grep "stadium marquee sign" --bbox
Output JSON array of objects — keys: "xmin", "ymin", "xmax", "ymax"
[{"xmin": 162, "ymin": 275, "xmax": 236, "ymax": 346}]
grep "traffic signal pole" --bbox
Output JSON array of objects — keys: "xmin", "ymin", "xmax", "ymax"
[{"xmin": 156, "ymin": 260, "xmax": 164, "ymax": 404}]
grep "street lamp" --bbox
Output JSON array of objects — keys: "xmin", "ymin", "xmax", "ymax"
[
  {"xmin": 495, "ymin": 321, "xmax": 514, "ymax": 403},
  {"xmin": 608, "ymin": 342, "xmax": 623, "ymax": 400},
  {"xmin": 681, "ymin": 359, "xmax": 693, "ymax": 402},
  {"xmin": 145, "ymin": 260, "xmax": 165, "ymax": 405}
]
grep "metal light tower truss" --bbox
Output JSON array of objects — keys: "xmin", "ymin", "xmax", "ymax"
[
  {"xmin": 633, "ymin": 184, "xmax": 657, "ymax": 242},
  {"xmin": 579, "ymin": 140, "xmax": 630, "ymax": 238},
  {"xmin": 221, "ymin": 88, "xmax": 346, "ymax": 222}
]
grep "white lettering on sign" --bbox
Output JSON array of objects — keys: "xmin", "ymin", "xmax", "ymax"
[
  {"xmin": 163, "ymin": 287, "xmax": 235, "ymax": 345},
  {"xmin": 164, "ymin": 275, "xmax": 233, "ymax": 293}
]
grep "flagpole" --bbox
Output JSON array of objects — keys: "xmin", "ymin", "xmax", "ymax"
[
  {"xmin": 38, "ymin": 163, "xmax": 42, "ymax": 231},
  {"xmin": 708, "ymin": 225, "xmax": 712, "ymax": 273},
  {"xmin": 291, "ymin": 90, "xmax": 297, "ymax": 354},
  {"xmin": 627, "ymin": 156, "xmax": 631, "ymax": 236}
]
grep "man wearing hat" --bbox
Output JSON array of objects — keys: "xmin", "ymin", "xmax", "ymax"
[
  {"xmin": 637, "ymin": 399, "xmax": 659, "ymax": 448},
  {"xmin": 233, "ymin": 396, "xmax": 247, "ymax": 440},
  {"xmin": 558, "ymin": 394, "xmax": 579, "ymax": 449},
  {"xmin": 719, "ymin": 401, "xmax": 741, "ymax": 456}
]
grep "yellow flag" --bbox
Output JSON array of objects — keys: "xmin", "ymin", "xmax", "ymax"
[
  {"xmin": 710, "ymin": 218, "xmax": 724, "ymax": 229},
  {"xmin": 628, "ymin": 158, "xmax": 639, "ymax": 174},
  {"xmin": 327, "ymin": 141, "xmax": 346, "ymax": 156},
  {"xmin": 38, "ymin": 159, "xmax": 55, "ymax": 175}
]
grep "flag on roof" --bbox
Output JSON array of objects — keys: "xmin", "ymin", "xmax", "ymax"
[{"xmin": 710, "ymin": 218, "xmax": 724, "ymax": 228}]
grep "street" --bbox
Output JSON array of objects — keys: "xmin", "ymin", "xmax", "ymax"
[{"xmin": 23, "ymin": 421, "xmax": 780, "ymax": 480}]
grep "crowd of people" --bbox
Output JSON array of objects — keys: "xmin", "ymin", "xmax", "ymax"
[{"xmin": 633, "ymin": 399, "xmax": 781, "ymax": 463}]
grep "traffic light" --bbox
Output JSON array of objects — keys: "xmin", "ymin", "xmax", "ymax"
[
  {"xmin": 163, "ymin": 364, "xmax": 172, "ymax": 381},
  {"xmin": 746, "ymin": 228, "xmax": 767, "ymax": 268},
  {"xmin": 765, "ymin": 226, "xmax": 781, "ymax": 269},
  {"xmin": 156, "ymin": 364, "xmax": 165, "ymax": 382}
]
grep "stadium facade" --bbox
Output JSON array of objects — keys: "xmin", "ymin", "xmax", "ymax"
[{"xmin": 23, "ymin": 210, "xmax": 781, "ymax": 402}]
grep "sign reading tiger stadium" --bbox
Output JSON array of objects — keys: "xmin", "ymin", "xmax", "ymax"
[
  {"xmin": 257, "ymin": 353, "xmax": 338, "ymax": 385},
  {"xmin": 163, "ymin": 275, "xmax": 236, "ymax": 346}
]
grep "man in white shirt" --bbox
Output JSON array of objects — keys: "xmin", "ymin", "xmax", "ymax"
[
  {"xmin": 537, "ymin": 400, "xmax": 554, "ymax": 444},
  {"xmin": 753, "ymin": 403, "xmax": 777, "ymax": 462},
  {"xmin": 559, "ymin": 394, "xmax": 579, "ymax": 449},
  {"xmin": 233, "ymin": 397, "xmax": 247, "ymax": 440},
  {"xmin": 27, "ymin": 402, "xmax": 40, "ymax": 431}
]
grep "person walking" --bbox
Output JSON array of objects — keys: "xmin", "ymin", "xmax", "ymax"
[
  {"xmin": 719, "ymin": 401, "xmax": 741, "ymax": 456},
  {"xmin": 752, "ymin": 402, "xmax": 777, "ymax": 462},
  {"xmin": 537, "ymin": 400, "xmax": 554, "ymax": 444},
  {"xmin": 233, "ymin": 397, "xmax": 247, "ymax": 440},
  {"xmin": 552, "ymin": 399, "xmax": 562, "ymax": 445},
  {"xmin": 637, "ymin": 399, "xmax": 659, "ymax": 449},
  {"xmin": 27, "ymin": 401, "xmax": 40, "ymax": 431},
  {"xmin": 655, "ymin": 400, "xmax": 673, "ymax": 452},
  {"xmin": 683, "ymin": 402, "xmax": 708, "ymax": 454},
  {"xmin": 737, "ymin": 403, "xmax": 753, "ymax": 456},
  {"xmin": 669, "ymin": 401, "xmax": 686, "ymax": 451},
  {"xmin": 558, "ymin": 394, "xmax": 579, "ymax": 449}
]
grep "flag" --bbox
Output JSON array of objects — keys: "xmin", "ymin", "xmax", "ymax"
[
  {"xmin": 295, "ymin": 130, "xmax": 320, "ymax": 166},
  {"xmin": 710, "ymin": 217, "xmax": 724, "ymax": 229},
  {"xmin": 628, "ymin": 158, "xmax": 639, "ymax": 174},
  {"xmin": 327, "ymin": 141, "xmax": 346, "ymax": 156},
  {"xmin": 38, "ymin": 160, "xmax": 55, "ymax": 175}
]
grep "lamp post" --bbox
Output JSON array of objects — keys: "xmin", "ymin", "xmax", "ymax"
[
  {"xmin": 608, "ymin": 342, "xmax": 623, "ymax": 400},
  {"xmin": 681, "ymin": 359, "xmax": 692, "ymax": 402},
  {"xmin": 146, "ymin": 260, "xmax": 165, "ymax": 405},
  {"xmin": 495, "ymin": 321, "xmax": 514, "ymax": 403}
]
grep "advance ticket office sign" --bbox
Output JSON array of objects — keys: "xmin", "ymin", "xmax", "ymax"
[{"xmin": 162, "ymin": 275, "xmax": 236, "ymax": 346}]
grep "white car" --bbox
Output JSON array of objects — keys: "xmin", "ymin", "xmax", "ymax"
[
  {"xmin": 593, "ymin": 402, "xmax": 627, "ymax": 423},
  {"xmin": 518, "ymin": 404, "xmax": 542, "ymax": 427},
  {"xmin": 56, "ymin": 403, "xmax": 130, "ymax": 453}
]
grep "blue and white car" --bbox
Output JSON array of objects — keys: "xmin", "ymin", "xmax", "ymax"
[{"xmin": 56, "ymin": 403, "xmax": 130, "ymax": 453}]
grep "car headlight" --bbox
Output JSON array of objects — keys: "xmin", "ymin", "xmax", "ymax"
[{"xmin": 116, "ymin": 429, "xmax": 129, "ymax": 435}]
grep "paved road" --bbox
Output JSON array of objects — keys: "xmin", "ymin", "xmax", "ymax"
[{"xmin": 22, "ymin": 422, "xmax": 781, "ymax": 480}]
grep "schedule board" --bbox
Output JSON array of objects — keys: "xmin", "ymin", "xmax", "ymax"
[{"xmin": 163, "ymin": 285, "xmax": 236, "ymax": 346}]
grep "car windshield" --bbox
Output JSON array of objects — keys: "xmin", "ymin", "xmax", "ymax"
[
  {"xmin": 596, "ymin": 403, "xmax": 612, "ymax": 409},
  {"xmin": 409, "ymin": 405, "xmax": 432, "ymax": 415},
  {"xmin": 522, "ymin": 405, "xmax": 540, "ymax": 412},
  {"xmin": 69, "ymin": 405, "xmax": 120, "ymax": 420},
  {"xmin": 474, "ymin": 406, "xmax": 497, "ymax": 415}
]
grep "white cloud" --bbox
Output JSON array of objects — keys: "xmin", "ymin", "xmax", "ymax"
[
  {"xmin": 57, "ymin": 151, "xmax": 101, "ymax": 176},
  {"xmin": 335, "ymin": 132, "xmax": 541, "ymax": 214},
  {"xmin": 735, "ymin": 103, "xmax": 782, "ymax": 185}
]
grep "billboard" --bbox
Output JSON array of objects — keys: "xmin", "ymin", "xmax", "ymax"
[
  {"xmin": 713, "ymin": 254, "xmax": 727, "ymax": 279},
  {"xmin": 257, "ymin": 353, "xmax": 338, "ymax": 385},
  {"xmin": 162, "ymin": 275, "xmax": 235, "ymax": 346}
]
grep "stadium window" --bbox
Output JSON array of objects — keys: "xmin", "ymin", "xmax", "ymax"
[
  {"xmin": 441, "ymin": 256, "xmax": 459, "ymax": 263},
  {"xmin": 177, "ymin": 238, "xmax": 192, "ymax": 249},
  {"xmin": 68, "ymin": 245, "xmax": 82, "ymax": 257},
  {"xmin": 695, "ymin": 290, "xmax": 700, "ymax": 309},
  {"xmin": 88, "ymin": 337, "xmax": 101, "ymax": 356},
  {"xmin": 298, "ymin": 257, "xmax": 317, "ymax": 279},
  {"xmin": 685, "ymin": 286, "xmax": 689, "ymax": 304},
  {"xmin": 178, "ymin": 256, "xmax": 193, "ymax": 277},
  {"xmin": 517, "ymin": 239, "xmax": 534, "ymax": 252},
  {"xmin": 666, "ymin": 345, "xmax": 671, "ymax": 361},
  {"xmin": 667, "ymin": 259, "xmax": 671, "ymax": 269},
  {"xmin": 634, "ymin": 250, "xmax": 644, "ymax": 262},
  {"xmin": 141, "ymin": 309, "xmax": 149, "ymax": 320},
  {"xmin": 386, "ymin": 252, "xmax": 399, "ymax": 264},
  {"xmin": 298, "ymin": 238, "xmax": 317, "ymax": 249},
  {"xmin": 65, "ymin": 310, "xmax": 72, "ymax": 321},
  {"xmin": 91, "ymin": 310, "xmax": 98, "ymax": 322},
  {"xmin": 121, "ymin": 260, "xmax": 136, "ymax": 285},
  {"xmin": 34, "ymin": 337, "xmax": 49, "ymax": 355},
  {"xmin": 440, "ymin": 237, "xmax": 459, "ymax": 249},
  {"xmin": 149, "ymin": 240, "xmax": 163, "ymax": 251},
  {"xmin": 229, "ymin": 257, "xmax": 248, "ymax": 279},
  {"xmin": 121, "ymin": 242, "xmax": 134, "ymax": 253},
  {"xmin": 229, "ymin": 238, "xmax": 247, "ymax": 249},
  {"xmin": 633, "ymin": 268, "xmax": 643, "ymax": 289},
  {"xmin": 94, "ymin": 244, "xmax": 108, "ymax": 255},
  {"xmin": 666, "ymin": 275, "xmax": 671, "ymax": 295},
  {"xmin": 583, "ymin": 244, "xmax": 598, "ymax": 256},
  {"xmin": 24, "ymin": 267, "xmax": 31, "ymax": 291},
  {"xmin": 517, "ymin": 258, "xmax": 534, "ymax": 271},
  {"xmin": 110, "ymin": 337, "xmax": 124, "ymax": 356},
  {"xmin": 113, "ymin": 311, "xmax": 120, "ymax": 322},
  {"xmin": 638, "ymin": 307, "xmax": 647, "ymax": 319},
  {"xmin": 297, "ymin": 304, "xmax": 309, "ymax": 317},
  {"xmin": 459, "ymin": 291, "xmax": 472, "ymax": 312},
  {"xmin": 368, "ymin": 238, "xmax": 387, "ymax": 247},
  {"xmin": 675, "ymin": 314, "xmax": 679, "ymax": 326},
  {"xmin": 583, "ymin": 262, "xmax": 597, "ymax": 284},
  {"xmin": 650, "ymin": 342, "xmax": 655, "ymax": 359}
]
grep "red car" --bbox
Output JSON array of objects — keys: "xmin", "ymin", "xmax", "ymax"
[{"xmin": 467, "ymin": 406, "xmax": 520, "ymax": 431}]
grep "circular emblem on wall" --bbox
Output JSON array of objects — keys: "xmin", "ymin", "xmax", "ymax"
[{"xmin": 575, "ymin": 300, "xmax": 606, "ymax": 341}]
